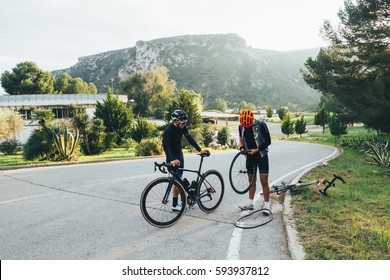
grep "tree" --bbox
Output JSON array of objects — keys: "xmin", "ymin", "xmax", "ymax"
[
  {"xmin": 281, "ymin": 113, "xmax": 295, "ymax": 138},
  {"xmin": 71, "ymin": 106, "xmax": 92, "ymax": 155},
  {"xmin": 265, "ymin": 106, "xmax": 273, "ymax": 118},
  {"xmin": 201, "ymin": 125, "xmax": 216, "ymax": 147},
  {"xmin": 217, "ymin": 127, "xmax": 229, "ymax": 145},
  {"xmin": 1, "ymin": 61, "xmax": 54, "ymax": 95},
  {"xmin": 95, "ymin": 90, "xmax": 133, "ymax": 144},
  {"xmin": 295, "ymin": 115, "xmax": 308, "ymax": 138},
  {"xmin": 301, "ymin": 0, "xmax": 390, "ymax": 134},
  {"xmin": 0, "ymin": 110, "xmax": 25, "ymax": 140},
  {"xmin": 55, "ymin": 73, "xmax": 72, "ymax": 94},
  {"xmin": 121, "ymin": 66, "xmax": 176, "ymax": 117},
  {"xmin": 31, "ymin": 108, "xmax": 55, "ymax": 127},
  {"xmin": 314, "ymin": 106, "xmax": 330, "ymax": 134},
  {"xmin": 166, "ymin": 89, "xmax": 202, "ymax": 129},
  {"xmin": 210, "ymin": 98, "xmax": 228, "ymax": 112},
  {"xmin": 328, "ymin": 114, "xmax": 348, "ymax": 146},
  {"xmin": 57, "ymin": 75, "xmax": 98, "ymax": 94},
  {"xmin": 131, "ymin": 115, "xmax": 156, "ymax": 143},
  {"xmin": 278, "ymin": 107, "xmax": 287, "ymax": 121}
]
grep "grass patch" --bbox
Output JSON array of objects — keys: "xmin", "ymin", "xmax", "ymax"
[
  {"xmin": 0, "ymin": 148, "xmax": 140, "ymax": 168},
  {"xmin": 289, "ymin": 130, "xmax": 390, "ymax": 259}
]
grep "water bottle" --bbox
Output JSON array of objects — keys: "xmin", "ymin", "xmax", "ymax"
[
  {"xmin": 182, "ymin": 178, "xmax": 190, "ymax": 189},
  {"xmin": 189, "ymin": 181, "xmax": 198, "ymax": 197}
]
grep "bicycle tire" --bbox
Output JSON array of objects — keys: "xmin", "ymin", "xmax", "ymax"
[
  {"xmin": 197, "ymin": 170, "xmax": 224, "ymax": 213},
  {"xmin": 269, "ymin": 183, "xmax": 288, "ymax": 194},
  {"xmin": 229, "ymin": 151, "xmax": 256, "ymax": 194},
  {"xmin": 234, "ymin": 208, "xmax": 273, "ymax": 229},
  {"xmin": 140, "ymin": 177, "xmax": 186, "ymax": 228}
]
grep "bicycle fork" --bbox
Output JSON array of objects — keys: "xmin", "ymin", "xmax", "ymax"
[{"xmin": 162, "ymin": 179, "xmax": 175, "ymax": 204}]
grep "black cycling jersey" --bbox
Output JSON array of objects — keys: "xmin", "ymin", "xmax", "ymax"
[{"xmin": 162, "ymin": 122, "xmax": 201, "ymax": 163}]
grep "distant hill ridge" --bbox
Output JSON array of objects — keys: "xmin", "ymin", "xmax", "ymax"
[{"xmin": 53, "ymin": 33, "xmax": 321, "ymax": 108}]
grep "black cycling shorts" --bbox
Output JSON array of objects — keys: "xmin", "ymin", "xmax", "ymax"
[{"xmin": 246, "ymin": 154, "xmax": 269, "ymax": 174}]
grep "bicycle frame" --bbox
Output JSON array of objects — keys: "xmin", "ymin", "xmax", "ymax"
[
  {"xmin": 272, "ymin": 174, "xmax": 346, "ymax": 196},
  {"xmin": 157, "ymin": 153, "xmax": 208, "ymax": 205}
]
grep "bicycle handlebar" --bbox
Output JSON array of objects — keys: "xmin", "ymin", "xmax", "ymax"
[
  {"xmin": 319, "ymin": 174, "xmax": 346, "ymax": 196},
  {"xmin": 332, "ymin": 174, "xmax": 346, "ymax": 184},
  {"xmin": 154, "ymin": 151, "xmax": 211, "ymax": 174}
]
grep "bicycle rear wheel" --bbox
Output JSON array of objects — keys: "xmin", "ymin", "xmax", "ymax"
[
  {"xmin": 269, "ymin": 182, "xmax": 288, "ymax": 194},
  {"xmin": 229, "ymin": 151, "xmax": 256, "ymax": 194},
  {"xmin": 140, "ymin": 178, "xmax": 186, "ymax": 228},
  {"xmin": 197, "ymin": 170, "xmax": 224, "ymax": 213}
]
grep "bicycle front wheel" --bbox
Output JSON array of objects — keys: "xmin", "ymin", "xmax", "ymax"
[
  {"xmin": 197, "ymin": 170, "xmax": 224, "ymax": 213},
  {"xmin": 140, "ymin": 178, "xmax": 186, "ymax": 228},
  {"xmin": 229, "ymin": 151, "xmax": 256, "ymax": 194}
]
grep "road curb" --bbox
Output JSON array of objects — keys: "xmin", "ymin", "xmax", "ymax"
[{"xmin": 283, "ymin": 147, "xmax": 342, "ymax": 260}]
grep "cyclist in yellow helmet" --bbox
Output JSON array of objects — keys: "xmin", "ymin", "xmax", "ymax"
[{"xmin": 238, "ymin": 109, "xmax": 272, "ymax": 214}]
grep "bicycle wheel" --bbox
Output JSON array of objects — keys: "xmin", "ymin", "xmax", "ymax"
[
  {"xmin": 269, "ymin": 182, "xmax": 288, "ymax": 194},
  {"xmin": 197, "ymin": 170, "xmax": 224, "ymax": 213},
  {"xmin": 229, "ymin": 151, "xmax": 256, "ymax": 194},
  {"xmin": 140, "ymin": 178, "xmax": 186, "ymax": 228}
]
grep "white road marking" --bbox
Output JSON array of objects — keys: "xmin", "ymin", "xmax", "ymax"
[{"xmin": 0, "ymin": 193, "xmax": 53, "ymax": 205}]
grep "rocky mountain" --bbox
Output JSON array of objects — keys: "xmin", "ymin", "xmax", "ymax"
[{"xmin": 52, "ymin": 33, "xmax": 321, "ymax": 109}]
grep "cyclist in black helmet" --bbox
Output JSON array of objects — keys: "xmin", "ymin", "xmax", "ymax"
[{"xmin": 162, "ymin": 109, "xmax": 209, "ymax": 211}]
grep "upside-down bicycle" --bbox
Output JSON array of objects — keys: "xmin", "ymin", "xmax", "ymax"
[
  {"xmin": 229, "ymin": 150, "xmax": 346, "ymax": 196},
  {"xmin": 140, "ymin": 152, "xmax": 225, "ymax": 228},
  {"xmin": 269, "ymin": 174, "xmax": 346, "ymax": 196}
]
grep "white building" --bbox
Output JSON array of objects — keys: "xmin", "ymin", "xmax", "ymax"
[
  {"xmin": 0, "ymin": 94, "xmax": 127, "ymax": 143},
  {"xmin": 0, "ymin": 94, "xmax": 127, "ymax": 119}
]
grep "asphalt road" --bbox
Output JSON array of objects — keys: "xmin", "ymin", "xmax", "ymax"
[{"xmin": 0, "ymin": 141, "xmax": 337, "ymax": 260}]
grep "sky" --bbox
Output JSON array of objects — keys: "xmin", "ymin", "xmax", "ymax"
[{"xmin": 0, "ymin": 0, "xmax": 346, "ymax": 93}]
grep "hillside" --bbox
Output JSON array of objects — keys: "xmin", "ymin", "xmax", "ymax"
[{"xmin": 53, "ymin": 33, "xmax": 321, "ymax": 109}]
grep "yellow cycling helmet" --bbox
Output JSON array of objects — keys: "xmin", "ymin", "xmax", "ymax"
[{"xmin": 239, "ymin": 109, "xmax": 254, "ymax": 128}]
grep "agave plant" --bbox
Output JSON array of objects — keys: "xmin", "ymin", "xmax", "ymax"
[
  {"xmin": 368, "ymin": 140, "xmax": 390, "ymax": 176},
  {"xmin": 45, "ymin": 124, "xmax": 79, "ymax": 161}
]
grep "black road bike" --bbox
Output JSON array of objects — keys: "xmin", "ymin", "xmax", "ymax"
[
  {"xmin": 270, "ymin": 174, "xmax": 346, "ymax": 196},
  {"xmin": 140, "ymin": 152, "xmax": 224, "ymax": 228}
]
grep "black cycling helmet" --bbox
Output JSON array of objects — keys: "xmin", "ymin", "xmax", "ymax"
[{"xmin": 171, "ymin": 109, "xmax": 188, "ymax": 122}]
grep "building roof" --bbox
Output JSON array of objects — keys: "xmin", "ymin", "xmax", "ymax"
[{"xmin": 0, "ymin": 94, "xmax": 127, "ymax": 108}]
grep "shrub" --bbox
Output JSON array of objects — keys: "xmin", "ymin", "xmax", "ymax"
[
  {"xmin": 23, "ymin": 128, "xmax": 55, "ymax": 161},
  {"xmin": 281, "ymin": 113, "xmax": 295, "ymax": 138},
  {"xmin": 182, "ymin": 128, "xmax": 203, "ymax": 152},
  {"xmin": 201, "ymin": 125, "xmax": 215, "ymax": 147},
  {"xmin": 135, "ymin": 137, "xmax": 163, "ymax": 156},
  {"xmin": 0, "ymin": 139, "xmax": 22, "ymax": 155},
  {"xmin": 295, "ymin": 115, "xmax": 308, "ymax": 138},
  {"xmin": 131, "ymin": 115, "xmax": 157, "ymax": 143},
  {"xmin": 217, "ymin": 127, "xmax": 229, "ymax": 145}
]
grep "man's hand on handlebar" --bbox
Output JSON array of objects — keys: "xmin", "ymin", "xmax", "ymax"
[
  {"xmin": 197, "ymin": 150, "xmax": 210, "ymax": 156},
  {"xmin": 170, "ymin": 159, "xmax": 180, "ymax": 166}
]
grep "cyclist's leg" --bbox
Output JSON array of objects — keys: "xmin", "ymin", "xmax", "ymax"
[
  {"xmin": 246, "ymin": 155, "xmax": 257, "ymax": 200},
  {"xmin": 258, "ymin": 154, "xmax": 270, "ymax": 202},
  {"xmin": 170, "ymin": 154, "xmax": 184, "ymax": 207}
]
